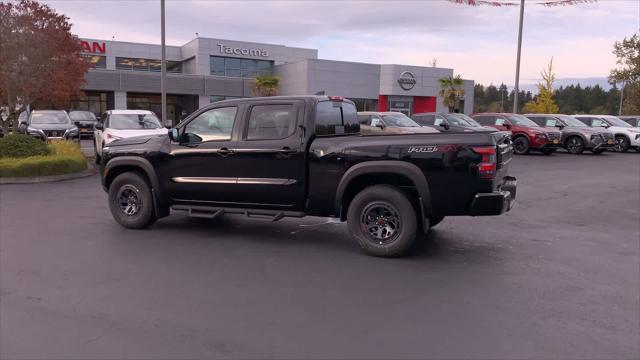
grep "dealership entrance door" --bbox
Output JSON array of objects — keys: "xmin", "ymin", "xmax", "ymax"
[
  {"xmin": 126, "ymin": 93, "xmax": 198, "ymax": 126},
  {"xmin": 388, "ymin": 96, "xmax": 413, "ymax": 116}
]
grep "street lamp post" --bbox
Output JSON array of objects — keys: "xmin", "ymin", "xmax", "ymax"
[
  {"xmin": 160, "ymin": 0, "xmax": 167, "ymax": 127},
  {"xmin": 513, "ymin": 0, "xmax": 525, "ymax": 113}
]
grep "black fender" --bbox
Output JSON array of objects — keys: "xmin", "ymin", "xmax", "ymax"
[
  {"xmin": 335, "ymin": 160, "xmax": 432, "ymax": 216},
  {"xmin": 103, "ymin": 156, "xmax": 170, "ymax": 218}
]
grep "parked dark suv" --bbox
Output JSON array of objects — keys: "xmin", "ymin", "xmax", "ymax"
[
  {"xmin": 412, "ymin": 112, "xmax": 498, "ymax": 133},
  {"xmin": 69, "ymin": 110, "xmax": 98, "ymax": 138},
  {"xmin": 472, "ymin": 113, "xmax": 562, "ymax": 155},
  {"xmin": 524, "ymin": 114, "xmax": 615, "ymax": 154}
]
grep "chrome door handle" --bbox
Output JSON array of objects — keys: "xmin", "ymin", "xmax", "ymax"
[{"xmin": 217, "ymin": 148, "xmax": 234, "ymax": 156}]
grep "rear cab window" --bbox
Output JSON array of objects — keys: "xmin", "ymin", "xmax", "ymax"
[{"xmin": 315, "ymin": 100, "xmax": 359, "ymax": 136}]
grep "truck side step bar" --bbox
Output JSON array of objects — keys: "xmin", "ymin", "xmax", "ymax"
[{"xmin": 171, "ymin": 205, "xmax": 305, "ymax": 222}]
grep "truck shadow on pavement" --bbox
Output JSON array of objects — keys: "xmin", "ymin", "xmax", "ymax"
[{"xmin": 146, "ymin": 214, "xmax": 506, "ymax": 262}]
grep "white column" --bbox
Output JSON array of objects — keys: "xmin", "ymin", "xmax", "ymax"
[
  {"xmin": 114, "ymin": 91, "xmax": 127, "ymax": 109},
  {"xmin": 198, "ymin": 95, "xmax": 210, "ymax": 109}
]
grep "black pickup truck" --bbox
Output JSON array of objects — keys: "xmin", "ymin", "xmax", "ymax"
[{"xmin": 100, "ymin": 96, "xmax": 516, "ymax": 257}]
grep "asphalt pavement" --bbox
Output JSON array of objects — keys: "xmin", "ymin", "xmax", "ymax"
[{"xmin": 1, "ymin": 151, "xmax": 639, "ymax": 359}]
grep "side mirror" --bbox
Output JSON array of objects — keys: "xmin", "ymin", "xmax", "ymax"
[
  {"xmin": 504, "ymin": 123, "xmax": 513, "ymax": 129},
  {"xmin": 169, "ymin": 128, "xmax": 180, "ymax": 141},
  {"xmin": 440, "ymin": 123, "xmax": 450, "ymax": 130},
  {"xmin": 94, "ymin": 123, "xmax": 104, "ymax": 131},
  {"xmin": 20, "ymin": 121, "xmax": 27, "ymax": 126},
  {"xmin": 375, "ymin": 123, "xmax": 386, "ymax": 130},
  {"xmin": 74, "ymin": 121, "xmax": 81, "ymax": 127}
]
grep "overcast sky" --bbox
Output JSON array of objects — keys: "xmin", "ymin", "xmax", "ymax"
[{"xmin": 45, "ymin": 0, "xmax": 639, "ymax": 87}]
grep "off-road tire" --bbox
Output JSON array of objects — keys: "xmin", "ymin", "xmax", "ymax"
[
  {"xmin": 108, "ymin": 172, "xmax": 157, "ymax": 229},
  {"xmin": 347, "ymin": 185, "xmax": 418, "ymax": 257}
]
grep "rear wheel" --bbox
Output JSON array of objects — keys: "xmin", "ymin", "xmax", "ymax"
[
  {"xmin": 108, "ymin": 172, "xmax": 157, "ymax": 229},
  {"xmin": 347, "ymin": 185, "xmax": 417, "ymax": 257},
  {"xmin": 565, "ymin": 136, "xmax": 585, "ymax": 154},
  {"xmin": 615, "ymin": 135, "xmax": 630, "ymax": 152},
  {"xmin": 512, "ymin": 137, "xmax": 530, "ymax": 155}
]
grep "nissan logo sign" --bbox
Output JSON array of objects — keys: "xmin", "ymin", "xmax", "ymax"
[{"xmin": 397, "ymin": 71, "xmax": 416, "ymax": 91}]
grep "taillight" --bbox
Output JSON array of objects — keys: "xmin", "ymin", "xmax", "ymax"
[{"xmin": 472, "ymin": 146, "xmax": 497, "ymax": 179}]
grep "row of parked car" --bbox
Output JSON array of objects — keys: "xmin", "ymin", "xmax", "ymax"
[{"xmin": 358, "ymin": 111, "xmax": 640, "ymax": 154}]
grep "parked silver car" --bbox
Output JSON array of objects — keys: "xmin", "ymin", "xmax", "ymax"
[{"xmin": 525, "ymin": 114, "xmax": 615, "ymax": 154}]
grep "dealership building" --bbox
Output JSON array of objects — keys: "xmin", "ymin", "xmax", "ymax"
[{"xmin": 77, "ymin": 37, "xmax": 474, "ymax": 124}]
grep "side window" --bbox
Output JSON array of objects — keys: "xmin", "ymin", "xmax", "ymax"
[
  {"xmin": 184, "ymin": 107, "xmax": 237, "ymax": 142},
  {"xmin": 544, "ymin": 117, "xmax": 557, "ymax": 127},
  {"xmin": 494, "ymin": 117, "xmax": 506, "ymax": 126},
  {"xmin": 591, "ymin": 118, "xmax": 603, "ymax": 127},
  {"xmin": 434, "ymin": 116, "xmax": 445, "ymax": 126},
  {"xmin": 357, "ymin": 114, "xmax": 371, "ymax": 125},
  {"xmin": 473, "ymin": 116, "xmax": 490, "ymax": 125},
  {"xmin": 315, "ymin": 101, "xmax": 359, "ymax": 135},
  {"xmin": 246, "ymin": 104, "xmax": 296, "ymax": 140},
  {"xmin": 527, "ymin": 117, "xmax": 544, "ymax": 126}
]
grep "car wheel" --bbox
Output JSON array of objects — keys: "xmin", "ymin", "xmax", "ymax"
[
  {"xmin": 614, "ymin": 135, "xmax": 630, "ymax": 152},
  {"xmin": 428, "ymin": 215, "xmax": 445, "ymax": 228},
  {"xmin": 108, "ymin": 172, "xmax": 157, "ymax": 229},
  {"xmin": 591, "ymin": 148, "xmax": 605, "ymax": 154},
  {"xmin": 565, "ymin": 136, "xmax": 585, "ymax": 154},
  {"xmin": 540, "ymin": 148, "xmax": 555, "ymax": 155},
  {"xmin": 347, "ymin": 185, "xmax": 417, "ymax": 257},
  {"xmin": 512, "ymin": 136, "xmax": 530, "ymax": 155}
]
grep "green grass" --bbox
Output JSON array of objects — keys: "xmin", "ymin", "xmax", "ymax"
[{"xmin": 0, "ymin": 140, "xmax": 87, "ymax": 178}]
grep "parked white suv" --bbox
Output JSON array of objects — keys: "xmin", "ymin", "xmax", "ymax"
[
  {"xmin": 94, "ymin": 110, "xmax": 168, "ymax": 163},
  {"xmin": 574, "ymin": 115, "xmax": 640, "ymax": 152}
]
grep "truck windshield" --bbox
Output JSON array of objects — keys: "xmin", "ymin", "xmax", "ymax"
[
  {"xmin": 505, "ymin": 114, "xmax": 539, "ymax": 127},
  {"xmin": 30, "ymin": 112, "xmax": 70, "ymax": 125},
  {"xmin": 381, "ymin": 113, "xmax": 420, "ymax": 127},
  {"xmin": 109, "ymin": 114, "xmax": 162, "ymax": 129},
  {"xmin": 558, "ymin": 115, "xmax": 588, "ymax": 127}
]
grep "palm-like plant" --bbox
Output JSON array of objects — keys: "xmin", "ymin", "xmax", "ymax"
[
  {"xmin": 438, "ymin": 75, "xmax": 465, "ymax": 112},
  {"xmin": 253, "ymin": 75, "xmax": 280, "ymax": 97}
]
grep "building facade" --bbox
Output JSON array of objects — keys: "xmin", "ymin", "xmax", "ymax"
[{"xmin": 76, "ymin": 37, "xmax": 474, "ymax": 124}]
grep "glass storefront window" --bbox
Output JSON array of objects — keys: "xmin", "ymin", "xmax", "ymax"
[
  {"xmin": 351, "ymin": 98, "xmax": 378, "ymax": 112},
  {"xmin": 83, "ymin": 55, "xmax": 106, "ymax": 69},
  {"xmin": 210, "ymin": 95, "xmax": 243, "ymax": 103},
  {"xmin": 210, "ymin": 56, "xmax": 273, "ymax": 78},
  {"xmin": 69, "ymin": 91, "xmax": 109, "ymax": 116},
  {"xmin": 116, "ymin": 57, "xmax": 182, "ymax": 73}
]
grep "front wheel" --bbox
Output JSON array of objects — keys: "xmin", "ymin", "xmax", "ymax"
[
  {"xmin": 615, "ymin": 136, "xmax": 630, "ymax": 152},
  {"xmin": 347, "ymin": 185, "xmax": 417, "ymax": 257},
  {"xmin": 512, "ymin": 137, "xmax": 530, "ymax": 155},
  {"xmin": 108, "ymin": 172, "xmax": 157, "ymax": 229},
  {"xmin": 565, "ymin": 136, "xmax": 585, "ymax": 154}
]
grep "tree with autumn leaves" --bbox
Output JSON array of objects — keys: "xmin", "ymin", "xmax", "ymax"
[
  {"xmin": 522, "ymin": 58, "xmax": 560, "ymax": 114},
  {"xmin": 0, "ymin": 0, "xmax": 90, "ymax": 134}
]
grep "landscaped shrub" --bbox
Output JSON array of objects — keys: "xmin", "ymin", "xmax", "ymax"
[
  {"xmin": 0, "ymin": 134, "xmax": 50, "ymax": 158},
  {"xmin": 0, "ymin": 155, "xmax": 87, "ymax": 177}
]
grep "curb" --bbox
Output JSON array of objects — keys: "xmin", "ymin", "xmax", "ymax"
[{"xmin": 0, "ymin": 161, "xmax": 98, "ymax": 185}]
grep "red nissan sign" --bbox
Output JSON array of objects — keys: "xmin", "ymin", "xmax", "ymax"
[{"xmin": 81, "ymin": 40, "xmax": 106, "ymax": 54}]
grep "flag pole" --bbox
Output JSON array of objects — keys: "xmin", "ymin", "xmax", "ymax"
[
  {"xmin": 513, "ymin": 0, "xmax": 525, "ymax": 113},
  {"xmin": 160, "ymin": 0, "xmax": 167, "ymax": 126}
]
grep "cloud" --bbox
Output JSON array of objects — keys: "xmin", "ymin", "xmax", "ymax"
[{"xmin": 44, "ymin": 0, "xmax": 639, "ymax": 85}]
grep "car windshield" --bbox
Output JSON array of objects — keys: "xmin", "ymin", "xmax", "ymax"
[
  {"xmin": 558, "ymin": 115, "xmax": 588, "ymax": 127},
  {"xmin": 603, "ymin": 116, "xmax": 632, "ymax": 128},
  {"xmin": 109, "ymin": 113, "xmax": 162, "ymax": 129},
  {"xmin": 444, "ymin": 113, "xmax": 482, "ymax": 127},
  {"xmin": 381, "ymin": 113, "xmax": 420, "ymax": 127},
  {"xmin": 505, "ymin": 114, "xmax": 539, "ymax": 127},
  {"xmin": 30, "ymin": 112, "xmax": 70, "ymax": 125},
  {"xmin": 69, "ymin": 111, "xmax": 96, "ymax": 121}
]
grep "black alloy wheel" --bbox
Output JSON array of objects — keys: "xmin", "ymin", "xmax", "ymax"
[
  {"xmin": 108, "ymin": 172, "xmax": 157, "ymax": 229},
  {"xmin": 512, "ymin": 137, "xmax": 530, "ymax": 155},
  {"xmin": 565, "ymin": 136, "xmax": 585, "ymax": 154},
  {"xmin": 614, "ymin": 136, "xmax": 630, "ymax": 152},
  {"xmin": 361, "ymin": 202, "xmax": 401, "ymax": 245}
]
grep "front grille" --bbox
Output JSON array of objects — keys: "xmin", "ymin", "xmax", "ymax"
[
  {"xmin": 44, "ymin": 130, "xmax": 65, "ymax": 138},
  {"xmin": 547, "ymin": 132, "xmax": 561, "ymax": 142}
]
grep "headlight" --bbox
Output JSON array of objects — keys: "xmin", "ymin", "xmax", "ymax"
[{"xmin": 104, "ymin": 133, "xmax": 123, "ymax": 143}]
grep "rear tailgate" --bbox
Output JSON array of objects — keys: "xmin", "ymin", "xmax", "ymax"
[{"xmin": 492, "ymin": 131, "xmax": 513, "ymax": 181}]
